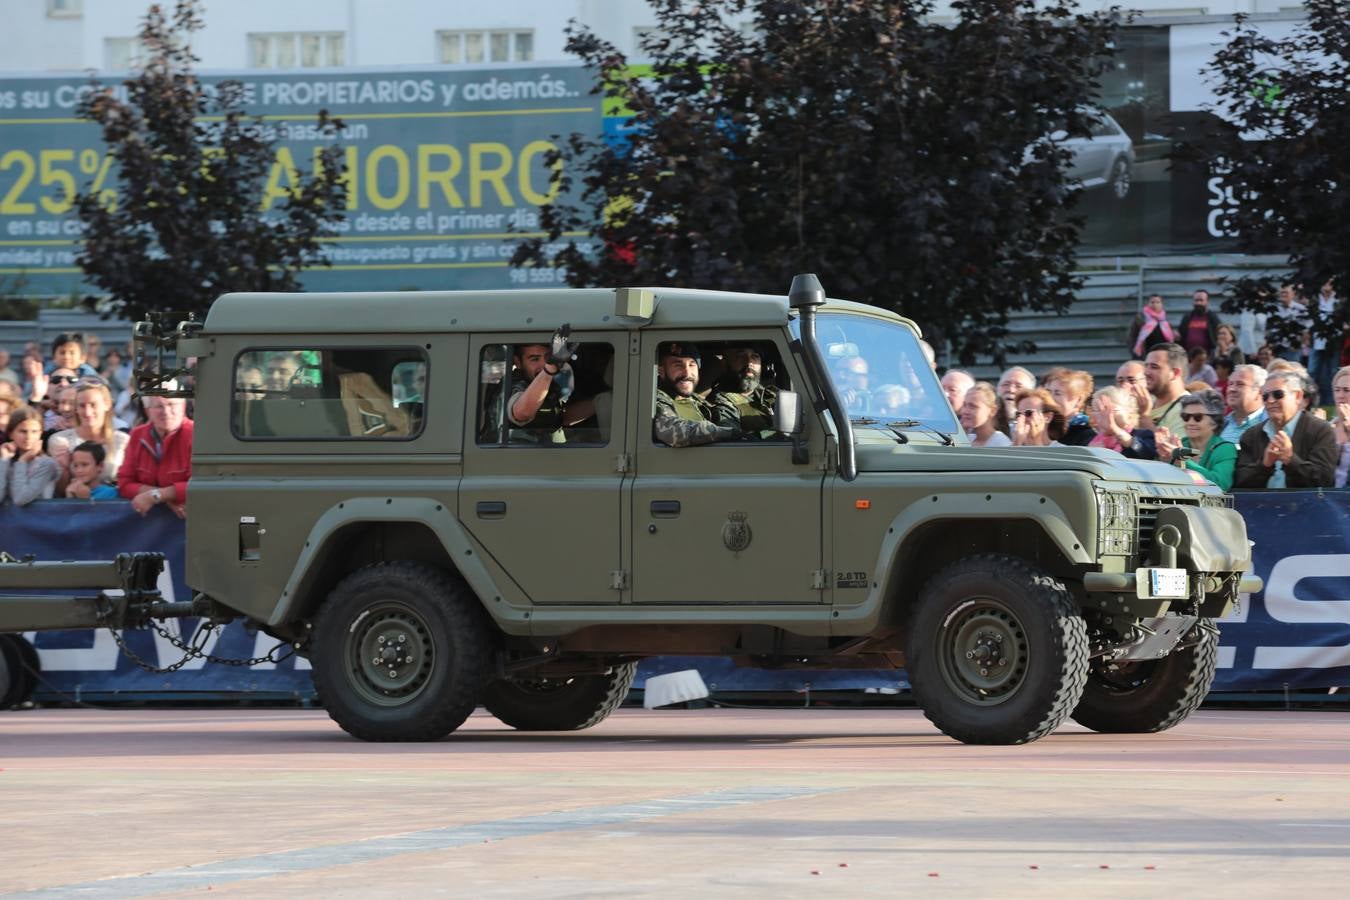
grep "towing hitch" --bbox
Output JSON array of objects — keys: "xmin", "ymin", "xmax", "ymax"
[{"xmin": 0, "ymin": 552, "xmax": 212, "ymax": 634}]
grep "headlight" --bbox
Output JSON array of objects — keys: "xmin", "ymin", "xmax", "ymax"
[{"xmin": 1095, "ymin": 487, "xmax": 1137, "ymax": 556}]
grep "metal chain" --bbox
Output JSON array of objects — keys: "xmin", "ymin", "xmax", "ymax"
[{"xmin": 109, "ymin": 622, "xmax": 295, "ymax": 674}]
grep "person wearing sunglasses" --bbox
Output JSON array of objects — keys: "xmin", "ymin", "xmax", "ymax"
[
  {"xmin": 1235, "ymin": 372, "xmax": 1338, "ymax": 489},
  {"xmin": 1171, "ymin": 389, "xmax": 1236, "ymax": 491},
  {"xmin": 1010, "ymin": 388, "xmax": 1065, "ymax": 447}
]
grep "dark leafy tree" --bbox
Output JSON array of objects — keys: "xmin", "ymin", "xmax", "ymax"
[
  {"xmin": 1191, "ymin": 1, "xmax": 1349, "ymax": 355},
  {"xmin": 75, "ymin": 0, "xmax": 346, "ymax": 322},
  {"xmin": 514, "ymin": 0, "xmax": 1122, "ymax": 364}
]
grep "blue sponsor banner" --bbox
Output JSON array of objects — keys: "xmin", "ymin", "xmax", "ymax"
[
  {"xmin": 2, "ymin": 491, "xmax": 1348, "ymax": 698},
  {"xmin": 1, "ymin": 501, "xmax": 313, "ymax": 699}
]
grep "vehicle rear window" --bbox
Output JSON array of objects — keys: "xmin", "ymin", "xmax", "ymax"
[{"xmin": 231, "ymin": 347, "xmax": 427, "ymax": 440}]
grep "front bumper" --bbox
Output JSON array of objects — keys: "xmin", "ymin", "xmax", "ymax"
[
  {"xmin": 1082, "ymin": 570, "xmax": 1264, "ymax": 595},
  {"xmin": 1083, "ymin": 504, "xmax": 1260, "ymax": 618}
]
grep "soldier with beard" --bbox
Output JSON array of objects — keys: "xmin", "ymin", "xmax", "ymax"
[
  {"xmin": 653, "ymin": 342, "xmax": 740, "ymax": 447},
  {"xmin": 710, "ymin": 345, "xmax": 779, "ymax": 440}
]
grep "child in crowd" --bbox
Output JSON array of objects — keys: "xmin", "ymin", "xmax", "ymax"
[
  {"xmin": 0, "ymin": 406, "xmax": 59, "ymax": 505},
  {"xmin": 1212, "ymin": 358, "xmax": 1233, "ymax": 397},
  {"xmin": 63, "ymin": 441, "xmax": 119, "ymax": 500},
  {"xmin": 46, "ymin": 332, "xmax": 100, "ymax": 379}
]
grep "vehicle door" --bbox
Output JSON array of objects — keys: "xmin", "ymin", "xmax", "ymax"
[
  {"xmin": 628, "ymin": 331, "xmax": 825, "ymax": 605},
  {"xmin": 459, "ymin": 333, "xmax": 627, "ymax": 604}
]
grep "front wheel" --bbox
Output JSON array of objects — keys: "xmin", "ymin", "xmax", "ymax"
[
  {"xmin": 482, "ymin": 663, "xmax": 637, "ymax": 731},
  {"xmin": 1071, "ymin": 623, "xmax": 1218, "ymax": 733},
  {"xmin": 906, "ymin": 555, "xmax": 1088, "ymax": 745},
  {"xmin": 311, "ymin": 562, "xmax": 491, "ymax": 741}
]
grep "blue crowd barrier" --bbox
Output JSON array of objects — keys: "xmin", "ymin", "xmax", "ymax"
[{"xmin": 2, "ymin": 491, "xmax": 1347, "ymax": 699}]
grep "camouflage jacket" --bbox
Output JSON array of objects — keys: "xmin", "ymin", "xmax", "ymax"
[
  {"xmin": 709, "ymin": 383, "xmax": 778, "ymax": 438},
  {"xmin": 653, "ymin": 387, "xmax": 738, "ymax": 447}
]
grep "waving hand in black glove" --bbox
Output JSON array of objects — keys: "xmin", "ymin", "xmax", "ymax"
[{"xmin": 548, "ymin": 323, "xmax": 578, "ymax": 369}]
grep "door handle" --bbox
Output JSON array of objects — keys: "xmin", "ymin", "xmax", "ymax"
[
  {"xmin": 476, "ymin": 501, "xmax": 507, "ymax": 518},
  {"xmin": 650, "ymin": 500, "xmax": 681, "ymax": 517}
]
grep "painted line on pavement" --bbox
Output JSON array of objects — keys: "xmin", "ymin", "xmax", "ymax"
[{"xmin": 9, "ymin": 785, "xmax": 833, "ymax": 899}]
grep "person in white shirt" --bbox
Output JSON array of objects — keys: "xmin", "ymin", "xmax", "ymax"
[{"xmin": 959, "ymin": 382, "xmax": 1011, "ymax": 447}]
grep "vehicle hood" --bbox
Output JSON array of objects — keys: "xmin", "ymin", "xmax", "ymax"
[{"xmin": 854, "ymin": 441, "xmax": 1201, "ymax": 488}]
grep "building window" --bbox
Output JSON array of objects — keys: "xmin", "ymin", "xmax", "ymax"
[
  {"xmin": 47, "ymin": 0, "xmax": 82, "ymax": 17},
  {"xmin": 248, "ymin": 32, "xmax": 346, "ymax": 69},
  {"xmin": 437, "ymin": 30, "xmax": 534, "ymax": 65},
  {"xmin": 104, "ymin": 37, "xmax": 146, "ymax": 71}
]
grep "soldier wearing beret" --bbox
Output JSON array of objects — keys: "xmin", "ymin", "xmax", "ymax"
[
  {"xmin": 709, "ymin": 345, "xmax": 779, "ymax": 440},
  {"xmin": 653, "ymin": 342, "xmax": 739, "ymax": 447}
]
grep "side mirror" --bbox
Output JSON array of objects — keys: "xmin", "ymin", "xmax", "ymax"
[
  {"xmin": 774, "ymin": 391, "xmax": 803, "ymax": 436},
  {"xmin": 1049, "ymin": 129, "xmax": 1068, "ymax": 142}
]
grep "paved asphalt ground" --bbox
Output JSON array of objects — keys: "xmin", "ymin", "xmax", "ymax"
[{"xmin": 1, "ymin": 706, "xmax": 1347, "ymax": 898}]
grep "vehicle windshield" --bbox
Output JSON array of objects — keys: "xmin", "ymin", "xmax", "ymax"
[{"xmin": 793, "ymin": 312, "xmax": 958, "ymax": 433}]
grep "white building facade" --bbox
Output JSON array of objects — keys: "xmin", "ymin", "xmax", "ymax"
[{"xmin": 0, "ymin": 0, "xmax": 1309, "ymax": 75}]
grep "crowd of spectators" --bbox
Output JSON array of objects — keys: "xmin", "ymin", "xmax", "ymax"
[
  {"xmin": 0, "ymin": 332, "xmax": 194, "ymax": 511},
  {"xmin": 948, "ymin": 281, "xmax": 1350, "ymax": 490},
  {"xmin": 1, "ymin": 285, "xmax": 1346, "ymax": 511}
]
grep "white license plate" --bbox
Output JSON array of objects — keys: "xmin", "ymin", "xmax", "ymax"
[{"xmin": 1139, "ymin": 567, "xmax": 1189, "ymax": 599}]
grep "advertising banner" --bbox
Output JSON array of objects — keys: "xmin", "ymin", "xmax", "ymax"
[
  {"xmin": 3, "ymin": 491, "xmax": 1347, "ymax": 700},
  {"xmin": 0, "ymin": 65, "xmax": 600, "ymax": 295}
]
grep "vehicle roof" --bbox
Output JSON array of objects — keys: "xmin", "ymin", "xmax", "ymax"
[{"xmin": 202, "ymin": 288, "xmax": 916, "ymax": 335}]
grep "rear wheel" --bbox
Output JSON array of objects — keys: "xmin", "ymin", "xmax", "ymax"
[
  {"xmin": 0, "ymin": 635, "xmax": 37, "ymax": 709},
  {"xmin": 483, "ymin": 663, "xmax": 637, "ymax": 731},
  {"xmin": 906, "ymin": 555, "xmax": 1088, "ymax": 745},
  {"xmin": 1110, "ymin": 158, "xmax": 1131, "ymax": 199},
  {"xmin": 1071, "ymin": 623, "xmax": 1217, "ymax": 733},
  {"xmin": 311, "ymin": 562, "xmax": 491, "ymax": 741}
]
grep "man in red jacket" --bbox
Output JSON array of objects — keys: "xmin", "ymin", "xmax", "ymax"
[{"xmin": 118, "ymin": 396, "xmax": 193, "ymax": 518}]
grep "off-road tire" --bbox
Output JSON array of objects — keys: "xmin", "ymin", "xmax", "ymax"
[
  {"xmin": 906, "ymin": 554, "xmax": 1089, "ymax": 745},
  {"xmin": 311, "ymin": 562, "xmax": 491, "ymax": 742},
  {"xmin": 482, "ymin": 663, "xmax": 637, "ymax": 731},
  {"xmin": 1070, "ymin": 623, "xmax": 1218, "ymax": 734},
  {"xmin": 0, "ymin": 635, "xmax": 37, "ymax": 709}
]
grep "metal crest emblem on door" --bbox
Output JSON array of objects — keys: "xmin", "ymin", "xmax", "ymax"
[{"xmin": 722, "ymin": 511, "xmax": 752, "ymax": 552}]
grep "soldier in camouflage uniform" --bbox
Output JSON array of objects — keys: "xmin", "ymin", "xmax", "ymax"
[
  {"xmin": 709, "ymin": 345, "xmax": 779, "ymax": 440},
  {"xmin": 508, "ymin": 325, "xmax": 594, "ymax": 443},
  {"xmin": 653, "ymin": 342, "xmax": 740, "ymax": 447}
]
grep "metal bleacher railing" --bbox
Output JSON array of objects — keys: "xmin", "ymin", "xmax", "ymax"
[
  {"xmin": 0, "ymin": 308, "xmax": 136, "ymax": 361},
  {"xmin": 967, "ymin": 254, "xmax": 1290, "ymax": 383}
]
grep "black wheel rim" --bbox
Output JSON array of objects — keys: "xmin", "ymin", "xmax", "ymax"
[
  {"xmin": 345, "ymin": 600, "xmax": 437, "ymax": 707},
  {"xmin": 935, "ymin": 599, "xmax": 1029, "ymax": 706}
]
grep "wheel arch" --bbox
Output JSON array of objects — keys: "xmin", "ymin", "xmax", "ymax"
[
  {"xmin": 267, "ymin": 497, "xmax": 522, "ymax": 631},
  {"xmin": 836, "ymin": 494, "xmax": 1094, "ymax": 635}
]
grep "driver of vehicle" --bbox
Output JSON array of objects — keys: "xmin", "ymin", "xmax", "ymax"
[
  {"xmin": 709, "ymin": 344, "xmax": 779, "ymax": 439},
  {"xmin": 653, "ymin": 342, "xmax": 739, "ymax": 447}
]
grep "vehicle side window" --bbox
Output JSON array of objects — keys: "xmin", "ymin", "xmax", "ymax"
[
  {"xmin": 652, "ymin": 339, "xmax": 791, "ymax": 445},
  {"xmin": 1089, "ymin": 116, "xmax": 1117, "ymax": 138},
  {"xmin": 476, "ymin": 342, "xmax": 614, "ymax": 447},
  {"xmin": 231, "ymin": 348, "xmax": 427, "ymax": 440}
]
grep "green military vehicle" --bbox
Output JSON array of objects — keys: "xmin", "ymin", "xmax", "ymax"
[{"xmin": 0, "ymin": 274, "xmax": 1260, "ymax": 745}]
